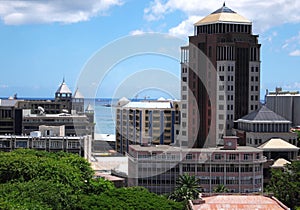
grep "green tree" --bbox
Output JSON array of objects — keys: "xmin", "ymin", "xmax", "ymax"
[
  {"xmin": 266, "ymin": 161, "xmax": 300, "ymax": 209},
  {"xmin": 77, "ymin": 187, "xmax": 184, "ymax": 210},
  {"xmin": 169, "ymin": 173, "xmax": 201, "ymax": 202},
  {"xmin": 0, "ymin": 149, "xmax": 94, "ymax": 190},
  {"xmin": 213, "ymin": 184, "xmax": 229, "ymax": 193},
  {"xmin": 0, "ymin": 180, "xmax": 76, "ymax": 210}
]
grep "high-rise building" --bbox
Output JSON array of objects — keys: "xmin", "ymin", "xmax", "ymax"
[{"xmin": 180, "ymin": 3, "xmax": 261, "ymax": 148}]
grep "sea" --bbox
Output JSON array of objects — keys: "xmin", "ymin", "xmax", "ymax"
[{"xmin": 92, "ymin": 98, "xmax": 118, "ymax": 135}]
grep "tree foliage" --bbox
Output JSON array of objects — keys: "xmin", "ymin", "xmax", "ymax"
[
  {"xmin": 0, "ymin": 149, "xmax": 184, "ymax": 209},
  {"xmin": 169, "ymin": 173, "xmax": 201, "ymax": 202},
  {"xmin": 213, "ymin": 184, "xmax": 229, "ymax": 193},
  {"xmin": 77, "ymin": 187, "xmax": 184, "ymax": 210},
  {"xmin": 266, "ymin": 161, "xmax": 300, "ymax": 209}
]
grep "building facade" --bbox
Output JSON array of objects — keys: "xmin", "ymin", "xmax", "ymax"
[
  {"xmin": 128, "ymin": 136, "xmax": 265, "ymax": 194},
  {"xmin": 180, "ymin": 3, "xmax": 261, "ymax": 148},
  {"xmin": 0, "ymin": 134, "xmax": 91, "ymax": 157},
  {"xmin": 0, "ymin": 99, "xmax": 22, "ymax": 135},
  {"xmin": 265, "ymin": 88, "xmax": 300, "ymax": 126},
  {"xmin": 115, "ymin": 98, "xmax": 180, "ymax": 154},
  {"xmin": 233, "ymin": 106, "xmax": 298, "ymax": 147}
]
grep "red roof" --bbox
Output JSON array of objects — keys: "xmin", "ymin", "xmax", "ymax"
[{"xmin": 189, "ymin": 195, "xmax": 289, "ymax": 210}]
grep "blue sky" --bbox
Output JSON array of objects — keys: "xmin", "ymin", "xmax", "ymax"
[{"xmin": 0, "ymin": 0, "xmax": 300, "ymax": 99}]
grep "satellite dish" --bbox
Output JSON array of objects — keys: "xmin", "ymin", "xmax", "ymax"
[
  {"xmin": 62, "ymin": 109, "xmax": 69, "ymax": 113},
  {"xmin": 38, "ymin": 106, "xmax": 45, "ymax": 115}
]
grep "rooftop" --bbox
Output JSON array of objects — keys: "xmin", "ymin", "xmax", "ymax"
[
  {"xmin": 189, "ymin": 195, "xmax": 289, "ymax": 210},
  {"xmin": 56, "ymin": 79, "xmax": 72, "ymax": 94},
  {"xmin": 73, "ymin": 88, "xmax": 84, "ymax": 99},
  {"xmin": 271, "ymin": 158, "xmax": 291, "ymax": 168},
  {"xmin": 237, "ymin": 106, "xmax": 291, "ymax": 123},
  {"xmin": 258, "ymin": 138, "xmax": 299, "ymax": 151},
  {"xmin": 122, "ymin": 101, "xmax": 174, "ymax": 109},
  {"xmin": 194, "ymin": 3, "xmax": 251, "ymax": 26},
  {"xmin": 129, "ymin": 144, "xmax": 262, "ymax": 153}
]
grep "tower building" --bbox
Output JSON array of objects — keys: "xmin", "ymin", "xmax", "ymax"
[{"xmin": 180, "ymin": 3, "xmax": 261, "ymax": 148}]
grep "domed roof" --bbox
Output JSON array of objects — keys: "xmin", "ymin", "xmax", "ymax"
[
  {"xmin": 56, "ymin": 79, "xmax": 72, "ymax": 94},
  {"xmin": 194, "ymin": 3, "xmax": 251, "ymax": 26}
]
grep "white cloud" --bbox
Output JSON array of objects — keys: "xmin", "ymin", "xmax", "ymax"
[
  {"xmin": 0, "ymin": 0, "xmax": 123, "ymax": 25},
  {"xmin": 282, "ymin": 32, "xmax": 300, "ymax": 55},
  {"xmin": 283, "ymin": 82, "xmax": 300, "ymax": 90},
  {"xmin": 289, "ymin": 50, "xmax": 300, "ymax": 56},
  {"xmin": 168, "ymin": 16, "xmax": 201, "ymax": 38},
  {"xmin": 130, "ymin": 29, "xmax": 146, "ymax": 36},
  {"xmin": 144, "ymin": 0, "xmax": 300, "ymax": 33}
]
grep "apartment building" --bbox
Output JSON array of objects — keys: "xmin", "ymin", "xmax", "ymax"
[{"xmin": 115, "ymin": 98, "xmax": 180, "ymax": 154}]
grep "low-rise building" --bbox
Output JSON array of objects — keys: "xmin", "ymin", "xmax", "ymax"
[
  {"xmin": 0, "ymin": 134, "xmax": 91, "ymax": 156},
  {"xmin": 128, "ymin": 136, "xmax": 266, "ymax": 194},
  {"xmin": 22, "ymin": 110, "xmax": 94, "ymax": 137},
  {"xmin": 0, "ymin": 99, "xmax": 22, "ymax": 135}
]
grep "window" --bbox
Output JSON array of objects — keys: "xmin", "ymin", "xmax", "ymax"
[
  {"xmin": 244, "ymin": 154, "xmax": 250, "ymax": 160},
  {"xmin": 186, "ymin": 154, "xmax": 193, "ymax": 160},
  {"xmin": 220, "ymin": 76, "xmax": 224, "ymax": 81},
  {"xmin": 219, "ymin": 95, "xmax": 224, "ymax": 100},
  {"xmin": 182, "ymin": 77, "xmax": 187, "ymax": 82},
  {"xmin": 219, "ymin": 105, "xmax": 224, "ymax": 110},
  {"xmin": 208, "ymin": 46, "xmax": 212, "ymax": 57},
  {"xmin": 215, "ymin": 154, "xmax": 222, "ymax": 160},
  {"xmin": 229, "ymin": 154, "xmax": 236, "ymax": 160}
]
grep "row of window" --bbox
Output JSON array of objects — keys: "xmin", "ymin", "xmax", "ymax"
[{"xmin": 219, "ymin": 65, "xmax": 234, "ymax": 72}]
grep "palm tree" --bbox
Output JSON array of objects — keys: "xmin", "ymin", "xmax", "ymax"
[
  {"xmin": 169, "ymin": 173, "xmax": 201, "ymax": 202},
  {"xmin": 213, "ymin": 184, "xmax": 229, "ymax": 193}
]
